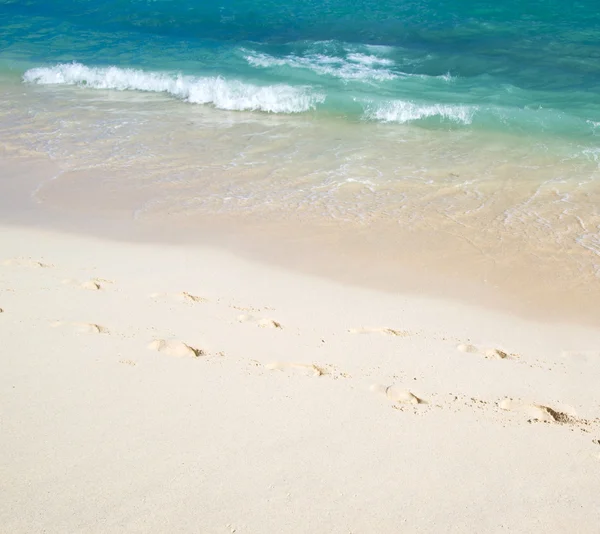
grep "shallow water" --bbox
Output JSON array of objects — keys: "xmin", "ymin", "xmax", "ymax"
[{"xmin": 0, "ymin": 1, "xmax": 599, "ymax": 321}]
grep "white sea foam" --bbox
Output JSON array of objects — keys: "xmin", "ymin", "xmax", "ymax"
[
  {"xmin": 244, "ymin": 52, "xmax": 288, "ymax": 68},
  {"xmin": 346, "ymin": 53, "xmax": 394, "ymax": 66},
  {"xmin": 363, "ymin": 99, "xmax": 475, "ymax": 124},
  {"xmin": 244, "ymin": 49, "xmax": 455, "ymax": 85},
  {"xmin": 23, "ymin": 63, "xmax": 324, "ymax": 113},
  {"xmin": 438, "ymin": 72, "xmax": 454, "ymax": 82},
  {"xmin": 244, "ymin": 50, "xmax": 397, "ymax": 82},
  {"xmin": 579, "ymin": 146, "xmax": 600, "ymax": 160}
]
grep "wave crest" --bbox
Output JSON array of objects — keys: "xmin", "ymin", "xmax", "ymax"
[
  {"xmin": 244, "ymin": 50, "xmax": 397, "ymax": 82},
  {"xmin": 23, "ymin": 63, "xmax": 325, "ymax": 113},
  {"xmin": 364, "ymin": 100, "xmax": 475, "ymax": 124}
]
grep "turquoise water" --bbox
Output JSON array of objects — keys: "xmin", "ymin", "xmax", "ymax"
[{"xmin": 1, "ymin": 0, "xmax": 600, "ymax": 138}]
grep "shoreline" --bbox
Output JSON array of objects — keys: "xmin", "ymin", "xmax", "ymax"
[
  {"xmin": 1, "ymin": 222, "xmax": 600, "ymax": 532},
  {"xmin": 3, "ymin": 5, "xmax": 600, "ymax": 530},
  {"xmin": 0, "ymin": 153, "xmax": 599, "ymax": 328}
]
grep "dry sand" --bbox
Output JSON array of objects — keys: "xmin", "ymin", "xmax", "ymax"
[{"xmin": 1, "ymin": 224, "xmax": 600, "ymax": 533}]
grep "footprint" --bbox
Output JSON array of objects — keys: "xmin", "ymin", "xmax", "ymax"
[
  {"xmin": 75, "ymin": 322, "xmax": 109, "ymax": 334},
  {"xmin": 484, "ymin": 348, "xmax": 511, "ymax": 359},
  {"xmin": 237, "ymin": 314, "xmax": 282, "ymax": 329},
  {"xmin": 148, "ymin": 339, "xmax": 205, "ymax": 358},
  {"xmin": 265, "ymin": 362, "xmax": 325, "ymax": 376},
  {"xmin": 349, "ymin": 327, "xmax": 410, "ymax": 337},
  {"xmin": 178, "ymin": 291, "xmax": 207, "ymax": 303},
  {"xmin": 499, "ymin": 399, "xmax": 574, "ymax": 424},
  {"xmin": 51, "ymin": 321, "xmax": 109, "ymax": 334},
  {"xmin": 457, "ymin": 343, "xmax": 515, "ymax": 360},
  {"xmin": 62, "ymin": 279, "xmax": 105, "ymax": 291},
  {"xmin": 371, "ymin": 384, "xmax": 425, "ymax": 405},
  {"xmin": 82, "ymin": 280, "xmax": 103, "ymax": 290},
  {"xmin": 2, "ymin": 258, "xmax": 52, "ymax": 268}
]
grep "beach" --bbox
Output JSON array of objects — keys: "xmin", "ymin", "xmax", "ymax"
[
  {"xmin": 1, "ymin": 203, "xmax": 600, "ymax": 532},
  {"xmin": 2, "ymin": 0, "xmax": 600, "ymax": 530}
]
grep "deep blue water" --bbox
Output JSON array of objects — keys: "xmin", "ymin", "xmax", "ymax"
[{"xmin": 2, "ymin": 0, "xmax": 600, "ymax": 138}]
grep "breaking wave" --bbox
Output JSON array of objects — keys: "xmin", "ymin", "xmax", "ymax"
[
  {"xmin": 244, "ymin": 50, "xmax": 398, "ymax": 82},
  {"xmin": 23, "ymin": 63, "xmax": 325, "ymax": 113},
  {"xmin": 363, "ymin": 99, "xmax": 476, "ymax": 124}
]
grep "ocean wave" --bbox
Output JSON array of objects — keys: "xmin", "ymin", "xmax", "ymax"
[
  {"xmin": 244, "ymin": 48, "xmax": 455, "ymax": 85},
  {"xmin": 244, "ymin": 50, "xmax": 397, "ymax": 82},
  {"xmin": 23, "ymin": 63, "xmax": 325, "ymax": 113},
  {"xmin": 363, "ymin": 99, "xmax": 476, "ymax": 124},
  {"xmin": 345, "ymin": 53, "xmax": 394, "ymax": 66}
]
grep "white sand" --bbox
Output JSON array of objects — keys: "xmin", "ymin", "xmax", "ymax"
[{"xmin": 1, "ymin": 224, "xmax": 599, "ymax": 533}]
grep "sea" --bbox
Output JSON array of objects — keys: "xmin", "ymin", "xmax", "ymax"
[{"xmin": 1, "ymin": 0, "xmax": 599, "ymax": 320}]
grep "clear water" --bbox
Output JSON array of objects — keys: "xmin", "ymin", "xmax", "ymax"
[
  {"xmin": 0, "ymin": 0, "xmax": 599, "ymax": 317},
  {"xmin": 1, "ymin": 0, "xmax": 600, "ymax": 136}
]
